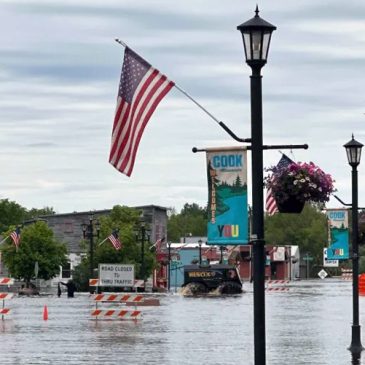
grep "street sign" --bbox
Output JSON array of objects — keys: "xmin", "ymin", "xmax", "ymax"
[
  {"xmin": 303, "ymin": 255, "xmax": 314, "ymax": 261},
  {"xmin": 323, "ymin": 248, "xmax": 339, "ymax": 267},
  {"xmin": 318, "ymin": 269, "xmax": 328, "ymax": 280},
  {"xmin": 99, "ymin": 263, "xmax": 135, "ymax": 287}
]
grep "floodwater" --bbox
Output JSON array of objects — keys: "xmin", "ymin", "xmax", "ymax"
[{"xmin": 0, "ymin": 279, "xmax": 365, "ymax": 365}]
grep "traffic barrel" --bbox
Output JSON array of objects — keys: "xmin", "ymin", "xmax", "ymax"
[{"xmin": 359, "ymin": 274, "xmax": 365, "ymax": 296}]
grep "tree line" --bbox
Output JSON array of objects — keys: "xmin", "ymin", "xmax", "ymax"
[{"xmin": 0, "ymin": 198, "xmax": 364, "ymax": 289}]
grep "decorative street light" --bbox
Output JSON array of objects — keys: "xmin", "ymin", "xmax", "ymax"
[
  {"xmin": 237, "ymin": 7, "xmax": 276, "ymax": 365},
  {"xmin": 167, "ymin": 241, "xmax": 172, "ymax": 291},
  {"xmin": 135, "ymin": 220, "xmax": 150, "ymax": 290},
  {"xmin": 344, "ymin": 134, "xmax": 364, "ymax": 354},
  {"xmin": 81, "ymin": 215, "xmax": 100, "ymax": 293},
  {"xmin": 198, "ymin": 239, "xmax": 203, "ymax": 265}
]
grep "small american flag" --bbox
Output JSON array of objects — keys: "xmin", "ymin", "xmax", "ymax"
[
  {"xmin": 10, "ymin": 227, "xmax": 21, "ymax": 248},
  {"xmin": 150, "ymin": 237, "xmax": 165, "ymax": 252},
  {"xmin": 109, "ymin": 47, "xmax": 175, "ymax": 177},
  {"xmin": 108, "ymin": 230, "xmax": 122, "ymax": 250},
  {"xmin": 266, "ymin": 154, "xmax": 293, "ymax": 215}
]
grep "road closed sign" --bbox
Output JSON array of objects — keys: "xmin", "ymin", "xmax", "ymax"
[{"xmin": 99, "ymin": 264, "xmax": 135, "ymax": 287}]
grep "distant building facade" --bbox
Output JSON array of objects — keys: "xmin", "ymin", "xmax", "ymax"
[{"xmin": 38, "ymin": 205, "xmax": 168, "ymax": 286}]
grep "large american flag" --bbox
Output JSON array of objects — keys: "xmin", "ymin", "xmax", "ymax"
[
  {"xmin": 10, "ymin": 227, "xmax": 21, "ymax": 248},
  {"xmin": 109, "ymin": 47, "xmax": 175, "ymax": 177},
  {"xmin": 266, "ymin": 154, "xmax": 293, "ymax": 215},
  {"xmin": 108, "ymin": 230, "xmax": 122, "ymax": 250}
]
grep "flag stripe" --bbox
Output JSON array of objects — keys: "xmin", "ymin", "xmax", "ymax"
[
  {"xmin": 124, "ymin": 81, "xmax": 174, "ymax": 176},
  {"xmin": 110, "ymin": 68, "xmax": 159, "ymax": 167},
  {"xmin": 110, "ymin": 101, "xmax": 128, "ymax": 149},
  {"xmin": 109, "ymin": 101, "xmax": 131, "ymax": 164},
  {"xmin": 114, "ymin": 71, "xmax": 166, "ymax": 171},
  {"xmin": 115, "ymin": 72, "xmax": 167, "ymax": 172},
  {"xmin": 120, "ymin": 77, "xmax": 174, "ymax": 175}
]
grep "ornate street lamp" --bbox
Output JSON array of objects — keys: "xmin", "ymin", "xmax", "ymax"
[
  {"xmin": 344, "ymin": 135, "xmax": 364, "ymax": 354},
  {"xmin": 81, "ymin": 215, "xmax": 100, "ymax": 293},
  {"xmin": 135, "ymin": 220, "xmax": 150, "ymax": 290},
  {"xmin": 237, "ymin": 7, "xmax": 276, "ymax": 365},
  {"xmin": 237, "ymin": 5, "xmax": 276, "ymax": 68}
]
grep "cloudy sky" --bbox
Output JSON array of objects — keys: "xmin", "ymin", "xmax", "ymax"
[{"xmin": 1, "ymin": 0, "xmax": 365, "ymax": 214}]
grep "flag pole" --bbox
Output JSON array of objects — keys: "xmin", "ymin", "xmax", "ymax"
[
  {"xmin": 114, "ymin": 39, "xmax": 249, "ymax": 143},
  {"xmin": 0, "ymin": 236, "xmax": 9, "ymax": 245},
  {"xmin": 98, "ymin": 236, "xmax": 109, "ymax": 247}
]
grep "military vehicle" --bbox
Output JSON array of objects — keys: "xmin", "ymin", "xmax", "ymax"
[{"xmin": 182, "ymin": 264, "xmax": 243, "ymax": 295}]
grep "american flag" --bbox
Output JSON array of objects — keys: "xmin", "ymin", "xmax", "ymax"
[
  {"xmin": 109, "ymin": 47, "xmax": 175, "ymax": 177},
  {"xmin": 266, "ymin": 154, "xmax": 293, "ymax": 215},
  {"xmin": 151, "ymin": 237, "xmax": 165, "ymax": 252},
  {"xmin": 10, "ymin": 227, "xmax": 21, "ymax": 248},
  {"xmin": 108, "ymin": 230, "xmax": 122, "ymax": 250}
]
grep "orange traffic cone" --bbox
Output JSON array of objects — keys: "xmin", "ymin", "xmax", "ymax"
[{"xmin": 43, "ymin": 305, "xmax": 48, "ymax": 320}]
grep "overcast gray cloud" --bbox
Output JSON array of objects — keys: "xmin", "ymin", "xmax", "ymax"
[{"xmin": 0, "ymin": 0, "xmax": 364, "ymax": 214}]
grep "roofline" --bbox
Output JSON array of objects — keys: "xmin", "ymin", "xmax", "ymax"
[{"xmin": 39, "ymin": 204, "xmax": 169, "ymax": 218}]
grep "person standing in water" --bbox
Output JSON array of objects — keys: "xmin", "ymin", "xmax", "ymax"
[{"xmin": 60, "ymin": 280, "xmax": 76, "ymax": 298}]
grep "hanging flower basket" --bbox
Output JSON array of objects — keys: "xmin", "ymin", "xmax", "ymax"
[
  {"xmin": 265, "ymin": 160, "xmax": 335, "ymax": 214},
  {"xmin": 276, "ymin": 195, "xmax": 305, "ymax": 213}
]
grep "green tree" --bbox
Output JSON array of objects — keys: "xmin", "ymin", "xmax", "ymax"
[
  {"xmin": 0, "ymin": 199, "xmax": 27, "ymax": 233},
  {"xmin": 167, "ymin": 203, "xmax": 207, "ymax": 242},
  {"xmin": 26, "ymin": 207, "xmax": 55, "ymax": 220},
  {"xmin": 0, "ymin": 198, "xmax": 55, "ymax": 234},
  {"xmin": 265, "ymin": 204, "xmax": 328, "ymax": 274},
  {"xmin": 1, "ymin": 221, "xmax": 68, "ymax": 286},
  {"xmin": 73, "ymin": 205, "xmax": 156, "ymax": 289}
]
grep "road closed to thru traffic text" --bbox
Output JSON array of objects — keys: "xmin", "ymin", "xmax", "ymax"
[{"xmin": 99, "ymin": 264, "xmax": 135, "ymax": 287}]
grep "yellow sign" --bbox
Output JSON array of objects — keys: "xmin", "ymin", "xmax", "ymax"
[{"xmin": 188, "ymin": 271, "xmax": 216, "ymax": 278}]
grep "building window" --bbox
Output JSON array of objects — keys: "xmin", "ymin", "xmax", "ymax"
[
  {"xmin": 62, "ymin": 262, "xmax": 71, "ymax": 278},
  {"xmin": 64, "ymin": 222, "xmax": 74, "ymax": 233}
]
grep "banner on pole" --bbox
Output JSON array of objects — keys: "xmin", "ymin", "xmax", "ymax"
[
  {"xmin": 326, "ymin": 209, "xmax": 349, "ymax": 260},
  {"xmin": 206, "ymin": 148, "xmax": 248, "ymax": 245}
]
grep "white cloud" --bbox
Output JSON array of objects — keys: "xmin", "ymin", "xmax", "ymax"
[{"xmin": 0, "ymin": 0, "xmax": 364, "ymax": 214}]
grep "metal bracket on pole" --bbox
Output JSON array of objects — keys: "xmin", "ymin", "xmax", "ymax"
[
  {"xmin": 263, "ymin": 144, "xmax": 308, "ymax": 150},
  {"xmin": 192, "ymin": 144, "xmax": 308, "ymax": 153},
  {"xmin": 333, "ymin": 195, "xmax": 365, "ymax": 210}
]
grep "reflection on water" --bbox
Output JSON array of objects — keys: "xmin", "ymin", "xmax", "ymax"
[{"xmin": 0, "ymin": 279, "xmax": 364, "ymax": 364}]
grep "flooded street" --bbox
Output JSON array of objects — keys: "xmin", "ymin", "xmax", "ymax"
[{"xmin": 1, "ymin": 278, "xmax": 364, "ymax": 364}]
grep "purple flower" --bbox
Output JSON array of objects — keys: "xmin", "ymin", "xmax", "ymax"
[{"xmin": 264, "ymin": 161, "xmax": 336, "ymax": 204}]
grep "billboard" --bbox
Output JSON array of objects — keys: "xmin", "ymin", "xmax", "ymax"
[
  {"xmin": 326, "ymin": 209, "xmax": 349, "ymax": 260},
  {"xmin": 206, "ymin": 148, "xmax": 248, "ymax": 245}
]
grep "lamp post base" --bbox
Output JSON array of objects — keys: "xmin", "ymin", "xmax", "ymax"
[{"xmin": 348, "ymin": 325, "xmax": 364, "ymax": 354}]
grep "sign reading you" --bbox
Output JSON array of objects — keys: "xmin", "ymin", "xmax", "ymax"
[{"xmin": 99, "ymin": 264, "xmax": 135, "ymax": 287}]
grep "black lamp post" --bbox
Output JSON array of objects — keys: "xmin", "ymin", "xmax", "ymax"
[
  {"xmin": 237, "ymin": 7, "xmax": 276, "ymax": 365},
  {"xmin": 81, "ymin": 215, "xmax": 100, "ymax": 293},
  {"xmin": 135, "ymin": 221, "xmax": 150, "ymax": 289},
  {"xmin": 198, "ymin": 239, "xmax": 203, "ymax": 264},
  {"xmin": 220, "ymin": 246, "xmax": 225, "ymax": 264},
  {"xmin": 344, "ymin": 134, "xmax": 364, "ymax": 354},
  {"xmin": 167, "ymin": 241, "xmax": 172, "ymax": 291}
]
